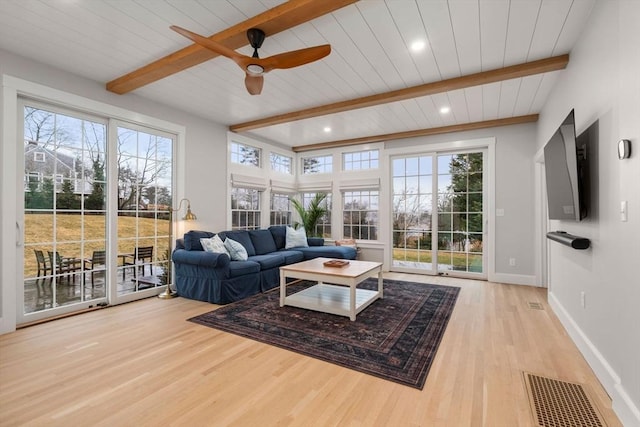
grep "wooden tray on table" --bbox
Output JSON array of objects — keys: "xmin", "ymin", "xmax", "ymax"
[{"xmin": 323, "ymin": 259, "xmax": 350, "ymax": 268}]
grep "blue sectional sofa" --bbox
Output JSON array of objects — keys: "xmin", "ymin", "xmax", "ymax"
[{"xmin": 171, "ymin": 225, "xmax": 357, "ymax": 304}]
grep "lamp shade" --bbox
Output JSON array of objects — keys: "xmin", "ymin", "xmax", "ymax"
[{"xmin": 183, "ymin": 204, "xmax": 197, "ymax": 221}]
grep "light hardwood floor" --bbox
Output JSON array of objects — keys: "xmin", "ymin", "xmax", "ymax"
[{"xmin": 0, "ymin": 273, "xmax": 621, "ymax": 426}]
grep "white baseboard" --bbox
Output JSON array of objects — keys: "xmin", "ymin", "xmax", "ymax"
[
  {"xmin": 548, "ymin": 291, "xmax": 640, "ymax": 426},
  {"xmin": 490, "ymin": 273, "xmax": 537, "ymax": 286}
]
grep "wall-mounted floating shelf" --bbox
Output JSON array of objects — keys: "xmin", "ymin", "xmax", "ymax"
[{"xmin": 546, "ymin": 231, "xmax": 590, "ymax": 250}]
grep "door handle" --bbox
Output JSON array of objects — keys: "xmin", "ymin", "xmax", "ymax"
[{"xmin": 16, "ymin": 221, "xmax": 23, "ymax": 247}]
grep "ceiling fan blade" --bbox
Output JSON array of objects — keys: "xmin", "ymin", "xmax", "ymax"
[
  {"xmin": 170, "ymin": 25, "xmax": 248, "ymax": 67},
  {"xmin": 259, "ymin": 45, "xmax": 331, "ymax": 73},
  {"xmin": 245, "ymin": 74, "xmax": 264, "ymax": 95}
]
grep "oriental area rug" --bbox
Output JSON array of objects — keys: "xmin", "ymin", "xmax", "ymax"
[{"xmin": 188, "ymin": 278, "xmax": 460, "ymax": 389}]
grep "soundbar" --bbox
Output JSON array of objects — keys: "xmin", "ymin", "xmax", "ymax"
[{"xmin": 546, "ymin": 231, "xmax": 590, "ymax": 250}]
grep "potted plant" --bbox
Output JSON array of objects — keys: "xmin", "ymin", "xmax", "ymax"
[{"xmin": 291, "ymin": 193, "xmax": 328, "ymax": 237}]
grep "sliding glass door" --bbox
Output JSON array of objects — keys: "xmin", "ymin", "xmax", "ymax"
[
  {"xmin": 21, "ymin": 103, "xmax": 108, "ymax": 317},
  {"xmin": 115, "ymin": 124, "xmax": 173, "ymax": 295},
  {"xmin": 391, "ymin": 150, "xmax": 486, "ymax": 278},
  {"xmin": 18, "ymin": 102, "xmax": 175, "ymax": 323}
]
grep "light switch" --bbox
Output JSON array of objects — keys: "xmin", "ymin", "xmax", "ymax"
[
  {"xmin": 621, "ymin": 201, "xmax": 628, "ymax": 222},
  {"xmin": 496, "ymin": 209, "xmax": 505, "ymax": 217}
]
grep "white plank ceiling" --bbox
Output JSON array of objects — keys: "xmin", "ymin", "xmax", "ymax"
[{"xmin": 0, "ymin": 0, "xmax": 596, "ymax": 148}]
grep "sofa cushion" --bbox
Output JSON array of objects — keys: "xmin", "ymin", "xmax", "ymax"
[
  {"xmin": 218, "ymin": 230, "xmax": 256, "ymax": 256},
  {"xmin": 277, "ymin": 250, "xmax": 305, "ymax": 265},
  {"xmin": 307, "ymin": 237, "xmax": 324, "ymax": 247},
  {"xmin": 268, "ymin": 225, "xmax": 287, "ymax": 250},
  {"xmin": 224, "ymin": 238, "xmax": 248, "ymax": 261},
  {"xmin": 200, "ymin": 235, "xmax": 228, "ymax": 255},
  {"xmin": 248, "ymin": 253, "xmax": 285, "ymax": 270},
  {"xmin": 184, "ymin": 230, "xmax": 215, "ymax": 251},
  {"xmin": 296, "ymin": 245, "xmax": 357, "ymax": 260},
  {"xmin": 228, "ymin": 261, "xmax": 260, "ymax": 278},
  {"xmin": 249, "ymin": 229, "xmax": 278, "ymax": 255},
  {"xmin": 285, "ymin": 226, "xmax": 309, "ymax": 249}
]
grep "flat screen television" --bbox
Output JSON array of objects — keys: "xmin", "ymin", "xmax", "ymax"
[{"xmin": 543, "ymin": 109, "xmax": 588, "ymax": 221}]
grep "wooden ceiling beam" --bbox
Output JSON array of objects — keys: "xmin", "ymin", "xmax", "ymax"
[
  {"xmin": 291, "ymin": 114, "xmax": 539, "ymax": 152},
  {"xmin": 230, "ymin": 55, "xmax": 567, "ymax": 132},
  {"xmin": 106, "ymin": 0, "xmax": 358, "ymax": 94}
]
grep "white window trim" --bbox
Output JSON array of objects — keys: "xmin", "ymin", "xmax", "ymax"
[
  {"xmin": 230, "ymin": 141, "xmax": 261, "ymax": 168},
  {"xmin": 342, "ymin": 149, "xmax": 380, "ymax": 171},
  {"xmin": 301, "ymin": 154, "xmax": 333, "ymax": 175},
  {"xmin": 269, "ymin": 152, "xmax": 293, "ymax": 175}
]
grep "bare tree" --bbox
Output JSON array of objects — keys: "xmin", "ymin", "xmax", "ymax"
[
  {"xmin": 392, "ymin": 190, "xmax": 425, "ymax": 247},
  {"xmin": 116, "ymin": 130, "xmax": 171, "ymax": 210}
]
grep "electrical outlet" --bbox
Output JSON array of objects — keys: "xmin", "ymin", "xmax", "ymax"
[
  {"xmin": 509, "ymin": 258, "xmax": 516, "ymax": 266},
  {"xmin": 580, "ymin": 291, "xmax": 586, "ymax": 308}
]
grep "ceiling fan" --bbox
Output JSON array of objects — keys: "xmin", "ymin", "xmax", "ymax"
[{"xmin": 170, "ymin": 25, "xmax": 331, "ymax": 95}]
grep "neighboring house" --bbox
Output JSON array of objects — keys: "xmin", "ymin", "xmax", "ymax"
[{"xmin": 23, "ymin": 140, "xmax": 91, "ymax": 194}]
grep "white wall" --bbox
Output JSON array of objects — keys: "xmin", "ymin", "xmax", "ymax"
[
  {"xmin": 0, "ymin": 49, "xmax": 228, "ymax": 333},
  {"xmin": 536, "ymin": 1, "xmax": 640, "ymax": 424}
]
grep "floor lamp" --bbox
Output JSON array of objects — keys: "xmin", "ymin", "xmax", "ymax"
[{"xmin": 158, "ymin": 198, "xmax": 197, "ymax": 299}]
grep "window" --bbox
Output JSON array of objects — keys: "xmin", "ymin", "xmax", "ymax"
[
  {"xmin": 25, "ymin": 172, "xmax": 41, "ymax": 191},
  {"xmin": 343, "ymin": 150, "xmax": 379, "ymax": 171},
  {"xmin": 231, "ymin": 187, "xmax": 261, "ymax": 230},
  {"xmin": 33, "ymin": 152, "xmax": 45, "ymax": 162},
  {"xmin": 270, "ymin": 153, "xmax": 292, "ymax": 174},
  {"xmin": 230, "ymin": 141, "xmax": 260, "ymax": 167},
  {"xmin": 116, "ymin": 126, "xmax": 173, "ymax": 296},
  {"xmin": 343, "ymin": 191, "xmax": 378, "ymax": 240},
  {"xmin": 301, "ymin": 192, "xmax": 331, "ymax": 237},
  {"xmin": 270, "ymin": 193, "xmax": 291, "ymax": 226},
  {"xmin": 302, "ymin": 155, "xmax": 332, "ymax": 174}
]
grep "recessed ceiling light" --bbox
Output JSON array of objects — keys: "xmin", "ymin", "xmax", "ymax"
[
  {"xmin": 323, "ymin": 126, "xmax": 331, "ymax": 133},
  {"xmin": 440, "ymin": 106, "xmax": 451, "ymax": 114},
  {"xmin": 410, "ymin": 40, "xmax": 426, "ymax": 52}
]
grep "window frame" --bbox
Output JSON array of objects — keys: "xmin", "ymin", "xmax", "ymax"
[
  {"xmin": 301, "ymin": 154, "xmax": 333, "ymax": 174},
  {"xmin": 300, "ymin": 192, "xmax": 332, "ymax": 238},
  {"xmin": 270, "ymin": 192, "xmax": 292, "ymax": 226},
  {"xmin": 230, "ymin": 141, "xmax": 261, "ymax": 168},
  {"xmin": 342, "ymin": 190, "xmax": 379, "ymax": 241},
  {"xmin": 231, "ymin": 186, "xmax": 262, "ymax": 230},
  {"xmin": 270, "ymin": 152, "xmax": 292, "ymax": 175},
  {"xmin": 343, "ymin": 149, "xmax": 379, "ymax": 171}
]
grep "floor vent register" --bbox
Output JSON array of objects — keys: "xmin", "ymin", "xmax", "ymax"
[{"xmin": 523, "ymin": 372, "xmax": 606, "ymax": 427}]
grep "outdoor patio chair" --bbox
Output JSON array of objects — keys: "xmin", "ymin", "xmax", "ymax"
[
  {"xmin": 48, "ymin": 250, "xmax": 82, "ymax": 283},
  {"xmin": 84, "ymin": 250, "xmax": 106, "ymax": 286},
  {"xmin": 34, "ymin": 249, "xmax": 52, "ymax": 279},
  {"xmin": 122, "ymin": 246, "xmax": 154, "ymax": 280}
]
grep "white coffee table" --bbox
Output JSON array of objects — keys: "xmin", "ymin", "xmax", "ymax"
[{"xmin": 279, "ymin": 257, "xmax": 383, "ymax": 321}]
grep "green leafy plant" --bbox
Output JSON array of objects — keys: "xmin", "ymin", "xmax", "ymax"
[{"xmin": 291, "ymin": 193, "xmax": 327, "ymax": 237}]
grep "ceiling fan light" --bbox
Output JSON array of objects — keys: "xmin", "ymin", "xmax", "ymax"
[{"xmin": 246, "ymin": 64, "xmax": 264, "ymax": 75}]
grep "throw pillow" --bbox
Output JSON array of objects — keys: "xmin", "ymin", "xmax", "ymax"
[
  {"xmin": 200, "ymin": 235, "xmax": 228, "ymax": 255},
  {"xmin": 285, "ymin": 226, "xmax": 308, "ymax": 249},
  {"xmin": 224, "ymin": 238, "xmax": 248, "ymax": 261},
  {"xmin": 336, "ymin": 238, "xmax": 357, "ymax": 248}
]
